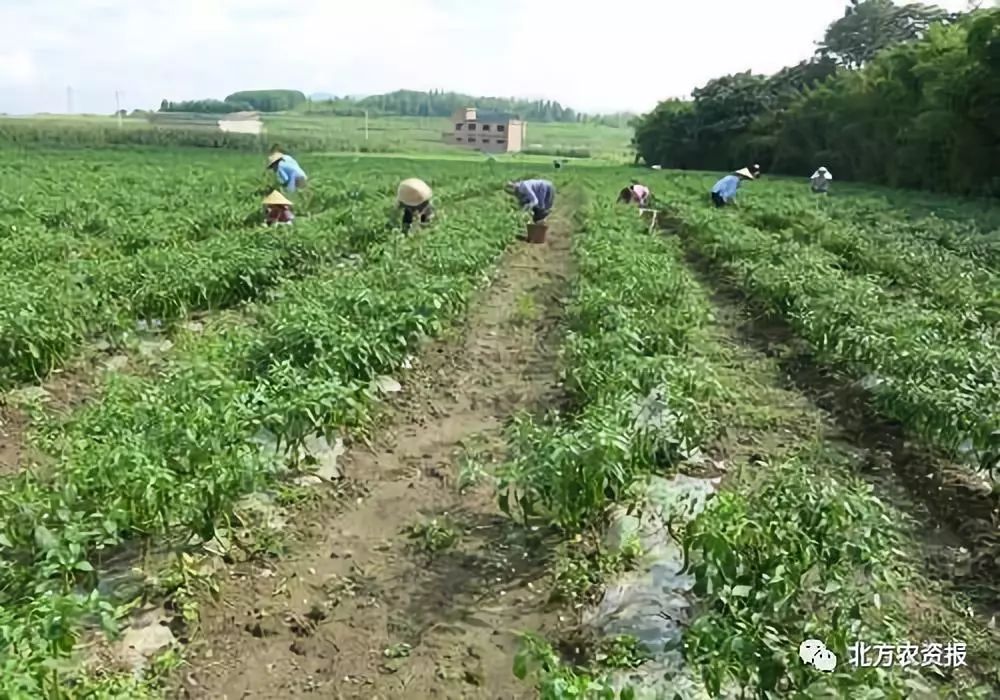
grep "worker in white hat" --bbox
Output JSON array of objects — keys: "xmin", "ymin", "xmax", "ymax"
[
  {"xmin": 267, "ymin": 151, "xmax": 308, "ymax": 193},
  {"xmin": 810, "ymin": 166, "xmax": 833, "ymax": 194},
  {"xmin": 262, "ymin": 190, "xmax": 294, "ymax": 226},
  {"xmin": 710, "ymin": 167, "xmax": 755, "ymax": 207},
  {"xmin": 397, "ymin": 178, "xmax": 434, "ymax": 233}
]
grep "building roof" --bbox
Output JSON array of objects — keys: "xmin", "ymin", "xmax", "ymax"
[{"xmin": 471, "ymin": 110, "xmax": 520, "ymax": 123}]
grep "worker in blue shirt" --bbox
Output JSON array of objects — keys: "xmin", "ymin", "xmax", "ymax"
[
  {"xmin": 267, "ymin": 152, "xmax": 308, "ymax": 193},
  {"xmin": 710, "ymin": 167, "xmax": 755, "ymax": 207},
  {"xmin": 506, "ymin": 179, "xmax": 556, "ymax": 222}
]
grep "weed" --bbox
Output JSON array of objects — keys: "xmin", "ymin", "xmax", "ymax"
[{"xmin": 405, "ymin": 517, "xmax": 460, "ymax": 555}]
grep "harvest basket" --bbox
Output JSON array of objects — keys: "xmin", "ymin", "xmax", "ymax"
[{"xmin": 526, "ymin": 222, "xmax": 548, "ymax": 244}]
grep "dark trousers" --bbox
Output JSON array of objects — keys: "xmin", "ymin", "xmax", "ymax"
[
  {"xmin": 532, "ymin": 207, "xmax": 550, "ymax": 223},
  {"xmin": 402, "ymin": 202, "xmax": 434, "ymax": 232},
  {"xmin": 711, "ymin": 192, "xmax": 726, "ymax": 208}
]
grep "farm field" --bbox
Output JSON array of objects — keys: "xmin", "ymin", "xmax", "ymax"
[
  {"xmin": 0, "ymin": 113, "xmax": 634, "ymax": 161},
  {"xmin": 1, "ymin": 148, "xmax": 999, "ymax": 699}
]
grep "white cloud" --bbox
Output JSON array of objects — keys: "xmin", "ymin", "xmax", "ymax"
[{"xmin": 0, "ymin": 0, "xmax": 981, "ymax": 115}]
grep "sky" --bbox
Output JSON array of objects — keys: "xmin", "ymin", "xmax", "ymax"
[{"xmin": 0, "ymin": 0, "xmax": 983, "ymax": 116}]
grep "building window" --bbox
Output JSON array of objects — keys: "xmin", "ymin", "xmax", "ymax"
[
  {"xmin": 482, "ymin": 124, "xmax": 491, "ymax": 131},
  {"xmin": 455, "ymin": 123, "xmax": 463, "ymax": 130},
  {"xmin": 497, "ymin": 125, "xmax": 506, "ymax": 133},
  {"xmin": 468, "ymin": 123, "xmax": 476, "ymax": 131},
  {"xmin": 497, "ymin": 139, "xmax": 506, "ymax": 144},
  {"xmin": 482, "ymin": 138, "xmax": 490, "ymax": 144},
  {"xmin": 455, "ymin": 137, "xmax": 463, "ymax": 142},
  {"xmin": 468, "ymin": 137, "xmax": 476, "ymax": 143}
]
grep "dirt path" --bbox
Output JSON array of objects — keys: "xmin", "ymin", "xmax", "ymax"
[
  {"xmin": 176, "ymin": 210, "xmax": 574, "ymax": 699},
  {"xmin": 673, "ymin": 240, "xmax": 1000, "ymax": 687},
  {"xmin": 681, "ymin": 244, "xmax": 1000, "ymax": 605}
]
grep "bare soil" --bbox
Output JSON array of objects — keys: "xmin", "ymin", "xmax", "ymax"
[
  {"xmin": 679, "ymin": 242, "xmax": 1000, "ymax": 685},
  {"xmin": 174, "ymin": 210, "xmax": 575, "ymax": 699},
  {"xmin": 0, "ymin": 363, "xmax": 97, "ymax": 475}
]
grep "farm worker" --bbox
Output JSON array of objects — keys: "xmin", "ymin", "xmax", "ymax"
[
  {"xmin": 810, "ymin": 166, "xmax": 833, "ymax": 194},
  {"xmin": 267, "ymin": 151, "xmax": 308, "ymax": 193},
  {"xmin": 262, "ymin": 190, "xmax": 294, "ymax": 225},
  {"xmin": 506, "ymin": 179, "xmax": 556, "ymax": 222},
  {"xmin": 397, "ymin": 178, "xmax": 435, "ymax": 233},
  {"xmin": 617, "ymin": 182, "xmax": 651, "ymax": 206},
  {"xmin": 710, "ymin": 167, "xmax": 755, "ymax": 207}
]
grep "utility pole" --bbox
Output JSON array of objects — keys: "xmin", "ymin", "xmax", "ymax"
[{"xmin": 115, "ymin": 90, "xmax": 123, "ymax": 128}]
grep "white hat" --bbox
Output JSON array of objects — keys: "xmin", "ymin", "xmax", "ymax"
[
  {"xmin": 263, "ymin": 190, "xmax": 292, "ymax": 206},
  {"xmin": 397, "ymin": 178, "xmax": 432, "ymax": 206},
  {"xmin": 266, "ymin": 152, "xmax": 284, "ymax": 167},
  {"xmin": 734, "ymin": 167, "xmax": 755, "ymax": 180}
]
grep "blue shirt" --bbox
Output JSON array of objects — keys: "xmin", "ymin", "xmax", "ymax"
[
  {"xmin": 515, "ymin": 179, "xmax": 555, "ymax": 211},
  {"xmin": 711, "ymin": 174, "xmax": 741, "ymax": 202},
  {"xmin": 274, "ymin": 156, "xmax": 307, "ymax": 192}
]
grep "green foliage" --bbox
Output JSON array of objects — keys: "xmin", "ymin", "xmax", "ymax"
[
  {"xmin": 159, "ymin": 98, "xmax": 252, "ymax": 113},
  {"xmin": 514, "ymin": 633, "xmax": 632, "ymax": 700},
  {"xmin": 405, "ymin": 517, "xmax": 460, "ymax": 554},
  {"xmin": 224, "ymin": 90, "xmax": 307, "ymax": 112},
  {"xmin": 0, "ymin": 157, "xmax": 525, "ymax": 694},
  {"xmin": 819, "ymin": 0, "xmax": 952, "ymax": 68},
  {"xmin": 635, "ymin": 7, "xmax": 1000, "ymax": 196},
  {"xmin": 498, "ymin": 203, "xmax": 722, "ymax": 532},
  {"xmin": 303, "ymin": 88, "xmax": 580, "ymax": 122},
  {"xmin": 682, "ymin": 454, "xmax": 927, "ymax": 697},
  {"xmin": 669, "ymin": 185, "xmax": 1000, "ymax": 470}
]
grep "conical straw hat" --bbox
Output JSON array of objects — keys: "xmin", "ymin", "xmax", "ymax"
[
  {"xmin": 397, "ymin": 178, "xmax": 432, "ymax": 206},
  {"xmin": 267, "ymin": 152, "xmax": 284, "ymax": 167},
  {"xmin": 263, "ymin": 190, "xmax": 292, "ymax": 206},
  {"xmin": 734, "ymin": 167, "xmax": 755, "ymax": 180}
]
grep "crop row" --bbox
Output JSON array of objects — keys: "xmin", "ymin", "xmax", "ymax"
[
  {"xmin": 670, "ymin": 197, "xmax": 1000, "ymax": 469},
  {"xmin": 498, "ymin": 195, "xmax": 721, "ymax": 532},
  {"xmin": 0, "ymin": 190, "xmax": 521, "ymax": 696},
  {"xmin": 0, "ymin": 153, "xmax": 508, "ymax": 273},
  {"xmin": 0, "ymin": 174, "xmax": 508, "ymax": 387},
  {"xmin": 734, "ymin": 196, "xmax": 1000, "ymax": 322}
]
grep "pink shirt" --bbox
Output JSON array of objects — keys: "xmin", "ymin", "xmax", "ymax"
[{"xmin": 631, "ymin": 185, "xmax": 650, "ymax": 205}]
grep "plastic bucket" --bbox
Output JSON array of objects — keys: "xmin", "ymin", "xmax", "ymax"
[{"xmin": 526, "ymin": 222, "xmax": 548, "ymax": 244}]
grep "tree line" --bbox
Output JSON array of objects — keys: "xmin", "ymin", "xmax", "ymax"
[
  {"xmin": 633, "ymin": 1, "xmax": 1000, "ymax": 196},
  {"xmin": 158, "ymin": 88, "xmax": 634, "ymax": 125},
  {"xmin": 159, "ymin": 90, "xmax": 308, "ymax": 114}
]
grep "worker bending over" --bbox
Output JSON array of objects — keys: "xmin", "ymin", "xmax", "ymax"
[
  {"xmin": 710, "ymin": 167, "xmax": 755, "ymax": 207},
  {"xmin": 263, "ymin": 190, "xmax": 294, "ymax": 226},
  {"xmin": 267, "ymin": 151, "xmax": 308, "ymax": 193},
  {"xmin": 810, "ymin": 166, "xmax": 833, "ymax": 194},
  {"xmin": 397, "ymin": 178, "xmax": 435, "ymax": 233},
  {"xmin": 506, "ymin": 179, "xmax": 556, "ymax": 222},
  {"xmin": 617, "ymin": 182, "xmax": 651, "ymax": 206}
]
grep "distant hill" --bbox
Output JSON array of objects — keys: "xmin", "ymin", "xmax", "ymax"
[
  {"xmin": 161, "ymin": 88, "xmax": 635, "ymax": 126},
  {"xmin": 304, "ymin": 89, "xmax": 586, "ymax": 123}
]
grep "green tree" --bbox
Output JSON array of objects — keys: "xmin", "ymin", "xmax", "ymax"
[{"xmin": 819, "ymin": 0, "xmax": 951, "ymax": 68}]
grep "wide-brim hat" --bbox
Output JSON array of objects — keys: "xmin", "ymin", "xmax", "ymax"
[
  {"xmin": 266, "ymin": 152, "xmax": 284, "ymax": 167},
  {"xmin": 263, "ymin": 190, "xmax": 292, "ymax": 206},
  {"xmin": 734, "ymin": 167, "xmax": 755, "ymax": 180},
  {"xmin": 397, "ymin": 178, "xmax": 432, "ymax": 206}
]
